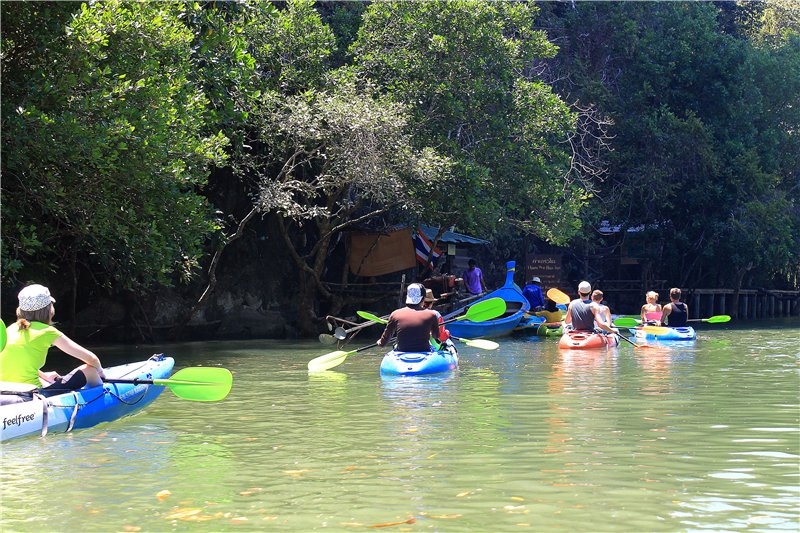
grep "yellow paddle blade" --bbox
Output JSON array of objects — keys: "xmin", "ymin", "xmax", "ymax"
[
  {"xmin": 458, "ymin": 338, "xmax": 499, "ymax": 350},
  {"xmin": 546, "ymin": 288, "xmax": 571, "ymax": 305},
  {"xmin": 641, "ymin": 325, "xmax": 672, "ymax": 335},
  {"xmin": 308, "ymin": 350, "xmax": 351, "ymax": 372}
]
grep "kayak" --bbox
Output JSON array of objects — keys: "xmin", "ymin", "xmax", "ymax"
[
  {"xmin": 558, "ymin": 330, "xmax": 620, "ymax": 350},
  {"xmin": 1, "ymin": 354, "xmax": 174, "ymax": 442},
  {"xmin": 380, "ymin": 340, "xmax": 458, "ymax": 377},
  {"xmin": 537, "ymin": 323, "xmax": 563, "ymax": 337},
  {"xmin": 634, "ymin": 326, "xmax": 697, "ymax": 341},
  {"xmin": 513, "ymin": 313, "xmax": 545, "ymax": 334}
]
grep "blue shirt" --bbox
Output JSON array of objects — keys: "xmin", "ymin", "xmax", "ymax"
[{"xmin": 522, "ymin": 284, "xmax": 544, "ymax": 308}]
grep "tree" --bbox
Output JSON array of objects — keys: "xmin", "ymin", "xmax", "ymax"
[
  {"xmin": 1, "ymin": 1, "xmax": 227, "ymax": 317},
  {"xmin": 248, "ymin": 80, "xmax": 451, "ymax": 332},
  {"xmin": 349, "ymin": 0, "xmax": 590, "ymax": 247}
]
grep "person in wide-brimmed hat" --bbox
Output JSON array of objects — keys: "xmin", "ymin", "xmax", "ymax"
[
  {"xmin": 422, "ymin": 289, "xmax": 450, "ymax": 344},
  {"xmin": 0, "ymin": 284, "xmax": 107, "ymax": 396}
]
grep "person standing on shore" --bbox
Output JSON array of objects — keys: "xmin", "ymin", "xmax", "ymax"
[{"xmin": 463, "ymin": 259, "xmax": 487, "ymax": 296}]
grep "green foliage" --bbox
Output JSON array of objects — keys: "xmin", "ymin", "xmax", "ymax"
[
  {"xmin": 350, "ymin": 0, "xmax": 585, "ymax": 246},
  {"xmin": 1, "ymin": 1, "xmax": 227, "ymax": 289},
  {"xmin": 538, "ymin": 1, "xmax": 799, "ymax": 288}
]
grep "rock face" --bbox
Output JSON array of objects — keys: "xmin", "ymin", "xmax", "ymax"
[{"xmin": 217, "ymin": 307, "xmax": 287, "ymax": 338}]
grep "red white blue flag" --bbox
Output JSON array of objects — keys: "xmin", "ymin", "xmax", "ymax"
[{"xmin": 413, "ymin": 229, "xmax": 442, "ymax": 268}]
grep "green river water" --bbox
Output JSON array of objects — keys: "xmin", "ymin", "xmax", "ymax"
[{"xmin": 1, "ymin": 318, "xmax": 798, "ymax": 532}]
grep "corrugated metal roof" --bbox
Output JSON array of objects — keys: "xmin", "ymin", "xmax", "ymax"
[{"xmin": 420, "ymin": 224, "xmax": 490, "ymax": 245}]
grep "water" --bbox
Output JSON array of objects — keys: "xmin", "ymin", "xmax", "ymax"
[{"xmin": 1, "ymin": 319, "xmax": 798, "ymax": 532}]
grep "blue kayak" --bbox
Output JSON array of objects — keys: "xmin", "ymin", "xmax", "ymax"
[
  {"xmin": 380, "ymin": 341, "xmax": 459, "ymax": 376},
  {"xmin": 0, "ymin": 354, "xmax": 174, "ymax": 442},
  {"xmin": 634, "ymin": 326, "xmax": 697, "ymax": 341}
]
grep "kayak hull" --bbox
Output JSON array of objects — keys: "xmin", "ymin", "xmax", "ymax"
[
  {"xmin": 537, "ymin": 323, "xmax": 563, "ymax": 337},
  {"xmin": 634, "ymin": 326, "xmax": 697, "ymax": 341},
  {"xmin": 1, "ymin": 354, "xmax": 174, "ymax": 442},
  {"xmin": 558, "ymin": 331, "xmax": 620, "ymax": 350},
  {"xmin": 380, "ymin": 342, "xmax": 458, "ymax": 376}
]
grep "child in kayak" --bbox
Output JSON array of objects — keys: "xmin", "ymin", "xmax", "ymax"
[{"xmin": 0, "ymin": 284, "xmax": 106, "ymax": 396}]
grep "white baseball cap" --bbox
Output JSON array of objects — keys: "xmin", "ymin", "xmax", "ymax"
[
  {"xmin": 406, "ymin": 283, "xmax": 425, "ymax": 304},
  {"xmin": 578, "ymin": 281, "xmax": 591, "ymax": 294},
  {"xmin": 18, "ymin": 284, "xmax": 56, "ymax": 312},
  {"xmin": 531, "ymin": 276, "xmax": 541, "ymax": 283}
]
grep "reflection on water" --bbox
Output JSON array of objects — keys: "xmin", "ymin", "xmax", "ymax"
[{"xmin": 1, "ymin": 322, "xmax": 798, "ymax": 532}]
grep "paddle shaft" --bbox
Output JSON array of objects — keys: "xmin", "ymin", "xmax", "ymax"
[{"xmin": 618, "ymin": 334, "xmax": 646, "ymax": 349}]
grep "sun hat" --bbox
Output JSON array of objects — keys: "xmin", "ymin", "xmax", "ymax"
[
  {"xmin": 531, "ymin": 276, "xmax": 541, "ymax": 283},
  {"xmin": 578, "ymin": 281, "xmax": 592, "ymax": 294},
  {"xmin": 406, "ymin": 283, "xmax": 425, "ymax": 305},
  {"xmin": 18, "ymin": 284, "xmax": 56, "ymax": 312},
  {"xmin": 424, "ymin": 289, "xmax": 436, "ymax": 303}
]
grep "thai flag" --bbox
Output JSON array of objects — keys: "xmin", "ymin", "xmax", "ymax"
[{"xmin": 414, "ymin": 229, "xmax": 442, "ymax": 268}]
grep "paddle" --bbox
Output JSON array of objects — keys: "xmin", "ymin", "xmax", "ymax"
[
  {"xmin": 688, "ymin": 315, "xmax": 731, "ymax": 323},
  {"xmin": 450, "ymin": 336, "xmax": 499, "ymax": 350},
  {"xmin": 443, "ymin": 297, "xmax": 507, "ymax": 324},
  {"xmin": 546, "ymin": 288, "xmax": 571, "ymax": 305},
  {"xmin": 0, "ymin": 319, "xmax": 6, "ymax": 351},
  {"xmin": 640, "ymin": 325, "xmax": 672, "ymax": 336},
  {"xmin": 307, "ymin": 342, "xmax": 379, "ymax": 372},
  {"xmin": 105, "ymin": 367, "xmax": 233, "ymax": 402},
  {"xmin": 308, "ymin": 298, "xmax": 507, "ymax": 372},
  {"xmin": 612, "ymin": 317, "xmax": 641, "ymax": 328},
  {"xmin": 355, "ymin": 311, "xmax": 500, "ymax": 350},
  {"xmin": 617, "ymin": 333, "xmax": 649, "ymax": 349}
]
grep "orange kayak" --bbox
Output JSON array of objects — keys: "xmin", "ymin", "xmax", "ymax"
[{"xmin": 558, "ymin": 330, "xmax": 620, "ymax": 350}]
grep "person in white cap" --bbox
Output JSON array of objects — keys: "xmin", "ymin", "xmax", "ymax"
[
  {"xmin": 564, "ymin": 281, "xmax": 619, "ymax": 334},
  {"xmin": 522, "ymin": 276, "xmax": 545, "ymax": 310},
  {"xmin": 378, "ymin": 283, "xmax": 442, "ymax": 352},
  {"xmin": 0, "ymin": 284, "xmax": 106, "ymax": 396}
]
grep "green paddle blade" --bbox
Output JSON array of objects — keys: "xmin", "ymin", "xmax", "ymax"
[
  {"xmin": 705, "ymin": 315, "xmax": 731, "ymax": 323},
  {"xmin": 613, "ymin": 317, "xmax": 640, "ymax": 327},
  {"xmin": 154, "ymin": 367, "xmax": 233, "ymax": 402},
  {"xmin": 0, "ymin": 320, "xmax": 6, "ymax": 351},
  {"xmin": 357, "ymin": 310, "xmax": 386, "ymax": 324},
  {"xmin": 458, "ymin": 297, "xmax": 506, "ymax": 322}
]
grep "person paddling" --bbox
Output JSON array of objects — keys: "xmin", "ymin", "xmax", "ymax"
[
  {"xmin": 660, "ymin": 288, "xmax": 688, "ymax": 327},
  {"xmin": 564, "ymin": 281, "xmax": 618, "ymax": 335},
  {"xmin": 378, "ymin": 283, "xmax": 442, "ymax": 352},
  {"xmin": 640, "ymin": 291, "xmax": 662, "ymax": 324}
]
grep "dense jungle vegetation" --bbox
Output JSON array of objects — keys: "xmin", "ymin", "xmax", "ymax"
[{"xmin": 1, "ymin": 1, "xmax": 798, "ymax": 338}]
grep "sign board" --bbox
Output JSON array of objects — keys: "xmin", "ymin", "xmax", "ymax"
[{"xmin": 524, "ymin": 253, "xmax": 564, "ymax": 291}]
